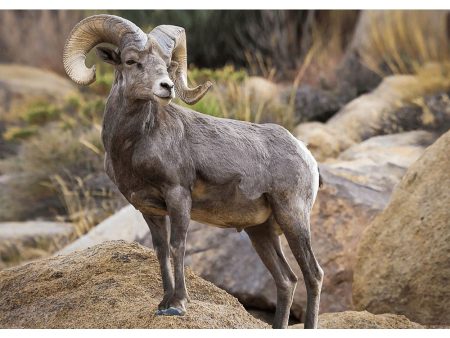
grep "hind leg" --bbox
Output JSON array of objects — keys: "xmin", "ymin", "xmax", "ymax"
[
  {"xmin": 269, "ymin": 196, "xmax": 323, "ymax": 329},
  {"xmin": 245, "ymin": 219, "xmax": 298, "ymax": 329}
]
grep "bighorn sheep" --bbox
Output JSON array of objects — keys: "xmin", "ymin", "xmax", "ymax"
[{"xmin": 63, "ymin": 14, "xmax": 323, "ymax": 329}]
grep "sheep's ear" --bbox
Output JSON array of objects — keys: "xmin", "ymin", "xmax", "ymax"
[{"xmin": 96, "ymin": 46, "xmax": 121, "ymax": 65}]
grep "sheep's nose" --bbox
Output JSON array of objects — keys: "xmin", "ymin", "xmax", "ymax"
[{"xmin": 160, "ymin": 81, "xmax": 174, "ymax": 90}]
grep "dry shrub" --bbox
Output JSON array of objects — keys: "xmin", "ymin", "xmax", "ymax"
[
  {"xmin": 51, "ymin": 173, "xmax": 121, "ymax": 236},
  {"xmin": 0, "ymin": 123, "xmax": 124, "ymax": 230},
  {"xmin": 0, "ymin": 125, "xmax": 99, "ymax": 219},
  {"xmin": 237, "ymin": 11, "xmax": 359, "ymax": 82},
  {"xmin": 0, "ymin": 85, "xmax": 125, "ymax": 229},
  {"xmin": 300, "ymin": 11, "xmax": 359, "ymax": 87}
]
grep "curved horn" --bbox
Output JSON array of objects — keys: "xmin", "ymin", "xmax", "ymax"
[
  {"xmin": 63, "ymin": 14, "xmax": 147, "ymax": 85},
  {"xmin": 149, "ymin": 25, "xmax": 212, "ymax": 105}
]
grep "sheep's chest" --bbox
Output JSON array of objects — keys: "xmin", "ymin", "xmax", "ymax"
[{"xmin": 107, "ymin": 141, "xmax": 169, "ymax": 215}]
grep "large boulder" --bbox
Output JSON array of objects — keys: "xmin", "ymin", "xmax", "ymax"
[
  {"xmin": 353, "ymin": 130, "xmax": 450, "ymax": 325},
  {"xmin": 244, "ymin": 76, "xmax": 284, "ymax": 104},
  {"xmin": 138, "ymin": 130, "xmax": 436, "ymax": 320},
  {"xmin": 291, "ymin": 311, "xmax": 423, "ymax": 329},
  {"xmin": 0, "ymin": 241, "xmax": 267, "ymax": 329},
  {"xmin": 328, "ymin": 68, "xmax": 450, "ymax": 143},
  {"xmin": 0, "ymin": 221, "xmax": 76, "ymax": 270},
  {"xmin": 0, "ymin": 64, "xmax": 78, "ymax": 157},
  {"xmin": 295, "ymin": 65, "xmax": 450, "ymax": 161}
]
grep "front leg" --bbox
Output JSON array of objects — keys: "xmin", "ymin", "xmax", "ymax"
[
  {"xmin": 143, "ymin": 215, "xmax": 174, "ymax": 311},
  {"xmin": 158, "ymin": 185, "xmax": 191, "ymax": 316}
]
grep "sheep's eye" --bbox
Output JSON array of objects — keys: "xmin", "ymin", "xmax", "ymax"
[{"xmin": 126, "ymin": 60, "xmax": 137, "ymax": 65}]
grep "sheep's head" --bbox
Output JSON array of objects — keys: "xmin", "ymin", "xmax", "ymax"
[{"xmin": 63, "ymin": 15, "xmax": 212, "ymax": 105}]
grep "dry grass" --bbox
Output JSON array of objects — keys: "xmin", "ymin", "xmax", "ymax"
[
  {"xmin": 51, "ymin": 173, "xmax": 117, "ymax": 236},
  {"xmin": 180, "ymin": 65, "xmax": 294, "ymax": 128},
  {"xmin": 0, "ymin": 96, "xmax": 124, "ymax": 229},
  {"xmin": 358, "ymin": 11, "xmax": 449, "ymax": 76}
]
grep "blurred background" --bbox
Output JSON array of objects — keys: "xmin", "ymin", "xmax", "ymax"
[{"xmin": 0, "ymin": 10, "xmax": 449, "ymax": 327}]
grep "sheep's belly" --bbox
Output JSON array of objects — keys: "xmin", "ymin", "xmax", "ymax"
[
  {"xmin": 190, "ymin": 180, "xmax": 272, "ymax": 229},
  {"xmin": 190, "ymin": 196, "xmax": 271, "ymax": 229},
  {"xmin": 130, "ymin": 179, "xmax": 272, "ymax": 229}
]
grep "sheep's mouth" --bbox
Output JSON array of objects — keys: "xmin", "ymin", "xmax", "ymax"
[{"xmin": 154, "ymin": 93, "xmax": 173, "ymax": 100}]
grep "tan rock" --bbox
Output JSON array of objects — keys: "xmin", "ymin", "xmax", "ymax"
[
  {"xmin": 328, "ymin": 70, "xmax": 450, "ymax": 143},
  {"xmin": 294, "ymin": 122, "xmax": 353, "ymax": 161},
  {"xmin": 0, "ymin": 240, "xmax": 268, "ymax": 329},
  {"xmin": 0, "ymin": 64, "xmax": 76, "ymax": 117},
  {"xmin": 291, "ymin": 311, "xmax": 423, "ymax": 329},
  {"xmin": 353, "ymin": 130, "xmax": 450, "ymax": 325},
  {"xmin": 244, "ymin": 76, "xmax": 283, "ymax": 104}
]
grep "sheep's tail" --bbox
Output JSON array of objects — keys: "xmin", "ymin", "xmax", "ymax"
[{"xmin": 318, "ymin": 167, "xmax": 323, "ymax": 188}]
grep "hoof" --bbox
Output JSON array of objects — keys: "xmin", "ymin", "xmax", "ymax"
[{"xmin": 155, "ymin": 307, "xmax": 185, "ymax": 316}]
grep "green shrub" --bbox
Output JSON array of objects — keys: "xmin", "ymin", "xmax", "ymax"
[
  {"xmin": 182, "ymin": 94, "xmax": 222, "ymax": 118},
  {"xmin": 63, "ymin": 95, "xmax": 82, "ymax": 114},
  {"xmin": 91, "ymin": 70, "xmax": 114, "ymax": 96},
  {"xmin": 3, "ymin": 126, "xmax": 38, "ymax": 141},
  {"xmin": 189, "ymin": 65, "xmax": 247, "ymax": 85},
  {"xmin": 21, "ymin": 102, "xmax": 61, "ymax": 126},
  {"xmin": 81, "ymin": 98, "xmax": 105, "ymax": 125}
]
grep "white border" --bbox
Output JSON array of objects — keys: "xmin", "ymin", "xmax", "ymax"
[
  {"xmin": 0, "ymin": 3, "xmax": 448, "ymax": 337},
  {"xmin": 1, "ymin": 328, "xmax": 450, "ymax": 337},
  {"xmin": 0, "ymin": 0, "xmax": 449, "ymax": 10}
]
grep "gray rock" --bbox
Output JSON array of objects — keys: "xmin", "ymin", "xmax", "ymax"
[
  {"xmin": 329, "ymin": 130, "xmax": 438, "ymax": 195},
  {"xmin": 292, "ymin": 85, "xmax": 345, "ymax": 123},
  {"xmin": 57, "ymin": 205, "xmax": 148, "ymax": 255}
]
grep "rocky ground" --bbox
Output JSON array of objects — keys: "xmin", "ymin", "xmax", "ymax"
[
  {"xmin": 0, "ymin": 240, "xmax": 427, "ymax": 329},
  {"xmin": 291, "ymin": 311, "xmax": 423, "ymax": 329},
  {"xmin": 0, "ymin": 241, "xmax": 268, "ymax": 329}
]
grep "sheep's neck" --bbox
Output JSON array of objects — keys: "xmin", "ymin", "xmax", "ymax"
[
  {"xmin": 103, "ymin": 94, "xmax": 162, "ymax": 192},
  {"xmin": 102, "ymin": 85, "xmax": 156, "ymax": 154}
]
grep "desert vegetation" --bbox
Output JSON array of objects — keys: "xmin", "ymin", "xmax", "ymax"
[{"xmin": 0, "ymin": 9, "xmax": 449, "ymax": 328}]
